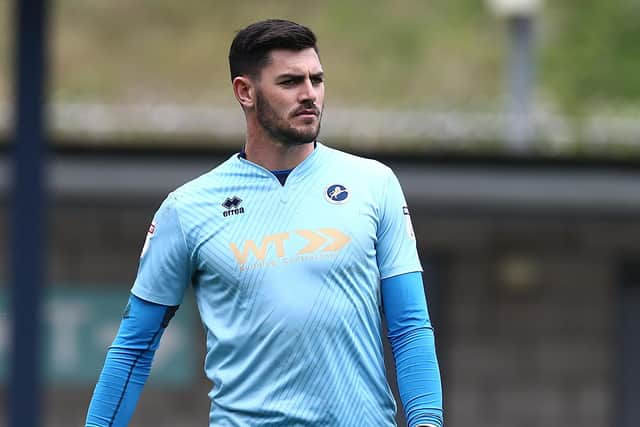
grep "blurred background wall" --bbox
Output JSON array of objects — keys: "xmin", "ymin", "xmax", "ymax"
[{"xmin": 1, "ymin": 1, "xmax": 640, "ymax": 426}]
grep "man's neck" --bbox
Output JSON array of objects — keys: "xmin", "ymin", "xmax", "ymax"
[{"xmin": 243, "ymin": 139, "xmax": 315, "ymax": 171}]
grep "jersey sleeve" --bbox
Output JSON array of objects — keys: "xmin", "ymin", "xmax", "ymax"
[
  {"xmin": 131, "ymin": 194, "xmax": 192, "ymax": 306},
  {"xmin": 376, "ymin": 168, "xmax": 422, "ymax": 279},
  {"xmin": 85, "ymin": 295, "xmax": 177, "ymax": 427},
  {"xmin": 382, "ymin": 272, "xmax": 443, "ymax": 427}
]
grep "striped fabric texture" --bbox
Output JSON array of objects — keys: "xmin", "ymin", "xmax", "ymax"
[{"xmin": 132, "ymin": 143, "xmax": 422, "ymax": 426}]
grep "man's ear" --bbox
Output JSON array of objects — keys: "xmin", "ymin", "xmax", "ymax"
[{"xmin": 232, "ymin": 76, "xmax": 255, "ymax": 109}]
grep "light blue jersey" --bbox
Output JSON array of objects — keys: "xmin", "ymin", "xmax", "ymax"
[{"xmin": 132, "ymin": 143, "xmax": 422, "ymax": 426}]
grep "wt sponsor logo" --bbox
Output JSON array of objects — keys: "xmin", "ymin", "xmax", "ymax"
[{"xmin": 229, "ymin": 228, "xmax": 350, "ymax": 267}]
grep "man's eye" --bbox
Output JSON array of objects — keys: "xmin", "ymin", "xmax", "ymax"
[{"xmin": 280, "ymin": 80, "xmax": 295, "ymax": 86}]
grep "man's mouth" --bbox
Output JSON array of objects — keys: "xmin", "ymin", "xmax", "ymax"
[{"xmin": 294, "ymin": 108, "xmax": 319, "ymax": 117}]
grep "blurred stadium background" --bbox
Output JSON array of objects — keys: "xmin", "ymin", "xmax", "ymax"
[{"xmin": 1, "ymin": 1, "xmax": 640, "ymax": 426}]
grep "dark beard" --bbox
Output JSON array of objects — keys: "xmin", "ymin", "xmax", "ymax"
[{"xmin": 256, "ymin": 91, "xmax": 321, "ymax": 146}]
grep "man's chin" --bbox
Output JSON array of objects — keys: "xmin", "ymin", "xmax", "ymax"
[{"xmin": 289, "ymin": 125, "xmax": 320, "ymax": 143}]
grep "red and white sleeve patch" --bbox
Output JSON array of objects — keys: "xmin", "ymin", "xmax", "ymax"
[
  {"xmin": 403, "ymin": 206, "xmax": 416, "ymax": 240},
  {"xmin": 140, "ymin": 221, "xmax": 156, "ymax": 257}
]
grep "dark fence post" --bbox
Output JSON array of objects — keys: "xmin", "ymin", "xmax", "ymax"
[{"xmin": 9, "ymin": 0, "xmax": 49, "ymax": 426}]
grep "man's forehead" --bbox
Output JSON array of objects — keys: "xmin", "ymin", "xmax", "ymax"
[{"xmin": 265, "ymin": 48, "xmax": 323, "ymax": 74}]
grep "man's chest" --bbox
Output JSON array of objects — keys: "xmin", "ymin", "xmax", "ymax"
[
  {"xmin": 193, "ymin": 179, "xmax": 379, "ymax": 279},
  {"xmin": 189, "ymin": 179, "xmax": 383, "ymax": 330}
]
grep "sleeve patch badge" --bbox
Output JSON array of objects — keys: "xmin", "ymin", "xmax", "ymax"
[
  {"xmin": 140, "ymin": 222, "xmax": 156, "ymax": 258},
  {"xmin": 403, "ymin": 206, "xmax": 416, "ymax": 240}
]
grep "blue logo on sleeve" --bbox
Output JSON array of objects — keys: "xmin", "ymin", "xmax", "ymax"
[{"xmin": 325, "ymin": 184, "xmax": 350, "ymax": 204}]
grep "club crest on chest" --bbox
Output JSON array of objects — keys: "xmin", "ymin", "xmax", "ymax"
[{"xmin": 325, "ymin": 184, "xmax": 350, "ymax": 204}]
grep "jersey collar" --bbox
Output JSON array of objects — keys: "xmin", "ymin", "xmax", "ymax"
[{"xmin": 235, "ymin": 142, "xmax": 324, "ymax": 183}]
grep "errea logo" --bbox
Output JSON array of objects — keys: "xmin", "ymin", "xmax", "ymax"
[{"xmin": 222, "ymin": 196, "xmax": 245, "ymax": 217}]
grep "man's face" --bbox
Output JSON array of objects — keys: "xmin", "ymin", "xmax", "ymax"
[{"xmin": 254, "ymin": 48, "xmax": 324, "ymax": 146}]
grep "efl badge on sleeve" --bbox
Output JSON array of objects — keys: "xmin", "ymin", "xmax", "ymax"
[
  {"xmin": 140, "ymin": 222, "xmax": 156, "ymax": 258},
  {"xmin": 402, "ymin": 206, "xmax": 416, "ymax": 240}
]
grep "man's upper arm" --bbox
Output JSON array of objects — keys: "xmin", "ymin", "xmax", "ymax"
[
  {"xmin": 375, "ymin": 167, "xmax": 422, "ymax": 279},
  {"xmin": 131, "ymin": 194, "xmax": 192, "ymax": 306}
]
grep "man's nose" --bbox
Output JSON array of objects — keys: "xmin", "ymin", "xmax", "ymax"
[{"xmin": 298, "ymin": 78, "xmax": 317, "ymax": 103}]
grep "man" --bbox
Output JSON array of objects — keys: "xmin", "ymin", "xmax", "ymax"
[{"xmin": 85, "ymin": 19, "xmax": 443, "ymax": 427}]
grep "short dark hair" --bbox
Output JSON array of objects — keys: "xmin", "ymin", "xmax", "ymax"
[{"xmin": 229, "ymin": 19, "xmax": 318, "ymax": 81}]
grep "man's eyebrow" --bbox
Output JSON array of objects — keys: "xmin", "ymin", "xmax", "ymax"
[
  {"xmin": 276, "ymin": 72, "xmax": 324, "ymax": 80},
  {"xmin": 276, "ymin": 73, "xmax": 304, "ymax": 80}
]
